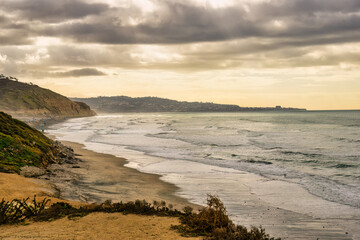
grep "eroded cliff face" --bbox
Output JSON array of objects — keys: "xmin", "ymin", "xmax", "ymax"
[{"xmin": 0, "ymin": 75, "xmax": 96, "ymax": 117}]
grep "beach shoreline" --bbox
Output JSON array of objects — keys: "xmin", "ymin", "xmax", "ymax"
[
  {"xmin": 0, "ymin": 139, "xmax": 201, "ymax": 240},
  {"xmin": 46, "ymin": 114, "xmax": 360, "ymax": 240},
  {"xmin": 47, "ymin": 136, "xmax": 358, "ymax": 240},
  {"xmin": 1, "ymin": 114, "xmax": 358, "ymax": 239},
  {"xmin": 41, "ymin": 140, "xmax": 198, "ymax": 210}
]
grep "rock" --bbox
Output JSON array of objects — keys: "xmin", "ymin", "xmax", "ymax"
[{"xmin": 20, "ymin": 166, "xmax": 46, "ymax": 177}]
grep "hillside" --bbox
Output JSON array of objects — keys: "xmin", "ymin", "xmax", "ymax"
[
  {"xmin": 72, "ymin": 96, "xmax": 306, "ymax": 113},
  {"xmin": 0, "ymin": 112, "xmax": 58, "ymax": 173},
  {"xmin": 0, "ymin": 74, "xmax": 96, "ymax": 117}
]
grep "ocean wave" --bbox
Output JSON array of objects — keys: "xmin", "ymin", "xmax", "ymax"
[
  {"xmin": 281, "ymin": 151, "xmax": 323, "ymax": 158},
  {"xmin": 333, "ymin": 163, "xmax": 357, "ymax": 169},
  {"xmin": 242, "ymin": 159, "xmax": 273, "ymax": 165},
  {"xmin": 302, "ymin": 176, "xmax": 360, "ymax": 208},
  {"xmin": 49, "ymin": 112, "xmax": 360, "ymax": 211},
  {"xmin": 336, "ymin": 137, "xmax": 360, "ymax": 143}
]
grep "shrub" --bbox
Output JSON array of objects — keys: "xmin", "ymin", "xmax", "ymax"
[
  {"xmin": 172, "ymin": 194, "xmax": 280, "ymax": 240},
  {"xmin": 0, "ymin": 195, "xmax": 280, "ymax": 240},
  {"xmin": 34, "ymin": 202, "xmax": 79, "ymax": 221},
  {"xmin": 14, "ymin": 195, "xmax": 50, "ymax": 217},
  {"xmin": 0, "ymin": 199, "xmax": 24, "ymax": 224}
]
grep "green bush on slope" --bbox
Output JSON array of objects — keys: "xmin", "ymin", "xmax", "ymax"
[{"xmin": 0, "ymin": 112, "xmax": 57, "ymax": 173}]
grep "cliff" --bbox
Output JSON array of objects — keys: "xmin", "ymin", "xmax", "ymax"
[{"xmin": 0, "ymin": 74, "xmax": 96, "ymax": 117}]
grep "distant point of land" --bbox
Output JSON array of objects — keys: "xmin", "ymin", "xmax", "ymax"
[{"xmin": 72, "ymin": 96, "xmax": 306, "ymax": 113}]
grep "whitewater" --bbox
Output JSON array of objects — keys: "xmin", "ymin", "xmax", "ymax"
[{"xmin": 49, "ymin": 111, "xmax": 360, "ymax": 239}]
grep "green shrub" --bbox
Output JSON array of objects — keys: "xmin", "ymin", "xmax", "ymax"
[
  {"xmin": 172, "ymin": 194, "xmax": 280, "ymax": 240},
  {"xmin": 0, "ymin": 112, "xmax": 57, "ymax": 173}
]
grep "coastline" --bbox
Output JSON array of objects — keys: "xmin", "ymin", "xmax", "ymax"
[
  {"xmin": 0, "ymin": 141, "xmax": 200, "ymax": 240},
  {"xmin": 46, "ymin": 114, "xmax": 360, "ymax": 240},
  {"xmin": 23, "ymin": 115, "xmax": 196, "ymax": 209},
  {"xmin": 0, "ymin": 116, "xmax": 201, "ymax": 240},
  {"xmin": 2, "ymin": 114, "xmax": 358, "ymax": 239},
  {"xmin": 47, "ymin": 137, "xmax": 358, "ymax": 240},
  {"xmin": 43, "ymin": 140, "xmax": 198, "ymax": 210}
]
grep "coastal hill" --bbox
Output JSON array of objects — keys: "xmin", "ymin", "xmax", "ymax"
[
  {"xmin": 0, "ymin": 74, "xmax": 96, "ymax": 117},
  {"xmin": 0, "ymin": 111, "xmax": 57, "ymax": 173},
  {"xmin": 72, "ymin": 96, "xmax": 306, "ymax": 113}
]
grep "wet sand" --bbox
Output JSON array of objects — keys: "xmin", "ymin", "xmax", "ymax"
[
  {"xmin": 152, "ymin": 161, "xmax": 358, "ymax": 240},
  {"xmin": 41, "ymin": 141, "xmax": 197, "ymax": 210}
]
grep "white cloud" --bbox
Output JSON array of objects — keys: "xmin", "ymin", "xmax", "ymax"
[
  {"xmin": 21, "ymin": 48, "xmax": 50, "ymax": 64},
  {"xmin": 0, "ymin": 54, "xmax": 7, "ymax": 63}
]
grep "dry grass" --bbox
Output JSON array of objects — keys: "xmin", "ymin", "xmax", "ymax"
[{"xmin": 0, "ymin": 195, "xmax": 280, "ymax": 240}]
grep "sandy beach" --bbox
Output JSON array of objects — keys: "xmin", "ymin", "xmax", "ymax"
[
  {"xmin": 0, "ymin": 144, "xmax": 201, "ymax": 240},
  {"xmin": 40, "ymin": 140, "xmax": 198, "ymax": 210},
  {"xmin": 0, "ymin": 172, "xmax": 56, "ymax": 202}
]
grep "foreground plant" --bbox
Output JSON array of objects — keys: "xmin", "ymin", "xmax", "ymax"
[
  {"xmin": 172, "ymin": 194, "xmax": 280, "ymax": 240},
  {"xmin": 0, "ymin": 195, "xmax": 280, "ymax": 239},
  {"xmin": 0, "ymin": 199, "xmax": 24, "ymax": 224},
  {"xmin": 14, "ymin": 195, "xmax": 50, "ymax": 217}
]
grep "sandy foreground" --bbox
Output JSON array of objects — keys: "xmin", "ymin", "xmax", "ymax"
[
  {"xmin": 0, "ymin": 212, "xmax": 198, "ymax": 240},
  {"xmin": 0, "ymin": 144, "xmax": 200, "ymax": 240}
]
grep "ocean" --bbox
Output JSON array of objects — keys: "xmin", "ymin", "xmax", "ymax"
[{"xmin": 49, "ymin": 111, "xmax": 360, "ymax": 238}]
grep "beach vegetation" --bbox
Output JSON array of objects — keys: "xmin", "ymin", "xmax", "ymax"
[
  {"xmin": 0, "ymin": 195, "xmax": 280, "ymax": 239},
  {"xmin": 0, "ymin": 199, "xmax": 24, "ymax": 224},
  {"xmin": 0, "ymin": 196, "xmax": 50, "ymax": 224},
  {"xmin": 14, "ymin": 196, "xmax": 50, "ymax": 217},
  {"xmin": 172, "ymin": 194, "xmax": 280, "ymax": 240},
  {"xmin": 0, "ymin": 112, "xmax": 57, "ymax": 173}
]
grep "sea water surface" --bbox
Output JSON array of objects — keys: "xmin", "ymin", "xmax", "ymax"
[{"xmin": 49, "ymin": 111, "xmax": 360, "ymax": 237}]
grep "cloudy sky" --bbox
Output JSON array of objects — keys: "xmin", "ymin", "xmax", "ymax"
[{"xmin": 1, "ymin": 0, "xmax": 359, "ymax": 110}]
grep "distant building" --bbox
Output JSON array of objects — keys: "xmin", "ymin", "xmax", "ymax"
[{"xmin": 275, "ymin": 105, "xmax": 282, "ymax": 109}]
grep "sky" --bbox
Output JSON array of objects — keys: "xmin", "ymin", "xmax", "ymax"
[{"xmin": 0, "ymin": 0, "xmax": 359, "ymax": 110}]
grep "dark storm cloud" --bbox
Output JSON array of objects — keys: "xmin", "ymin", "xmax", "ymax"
[
  {"xmin": 35, "ymin": 0, "xmax": 359, "ymax": 46},
  {"xmin": 0, "ymin": 0, "xmax": 109, "ymax": 45},
  {"xmin": 51, "ymin": 68, "xmax": 107, "ymax": 77},
  {"xmin": 1, "ymin": 0, "xmax": 109, "ymax": 23},
  {"xmin": 47, "ymin": 3, "xmax": 254, "ymax": 44},
  {"xmin": 1, "ymin": 0, "xmax": 360, "ymax": 74},
  {"xmin": 254, "ymin": 0, "xmax": 360, "ymax": 16},
  {"xmin": 0, "ymin": 32, "xmax": 32, "ymax": 45},
  {"xmin": 1, "ymin": 0, "xmax": 360, "ymax": 46},
  {"xmin": 0, "ymin": 14, "xmax": 32, "ymax": 45}
]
